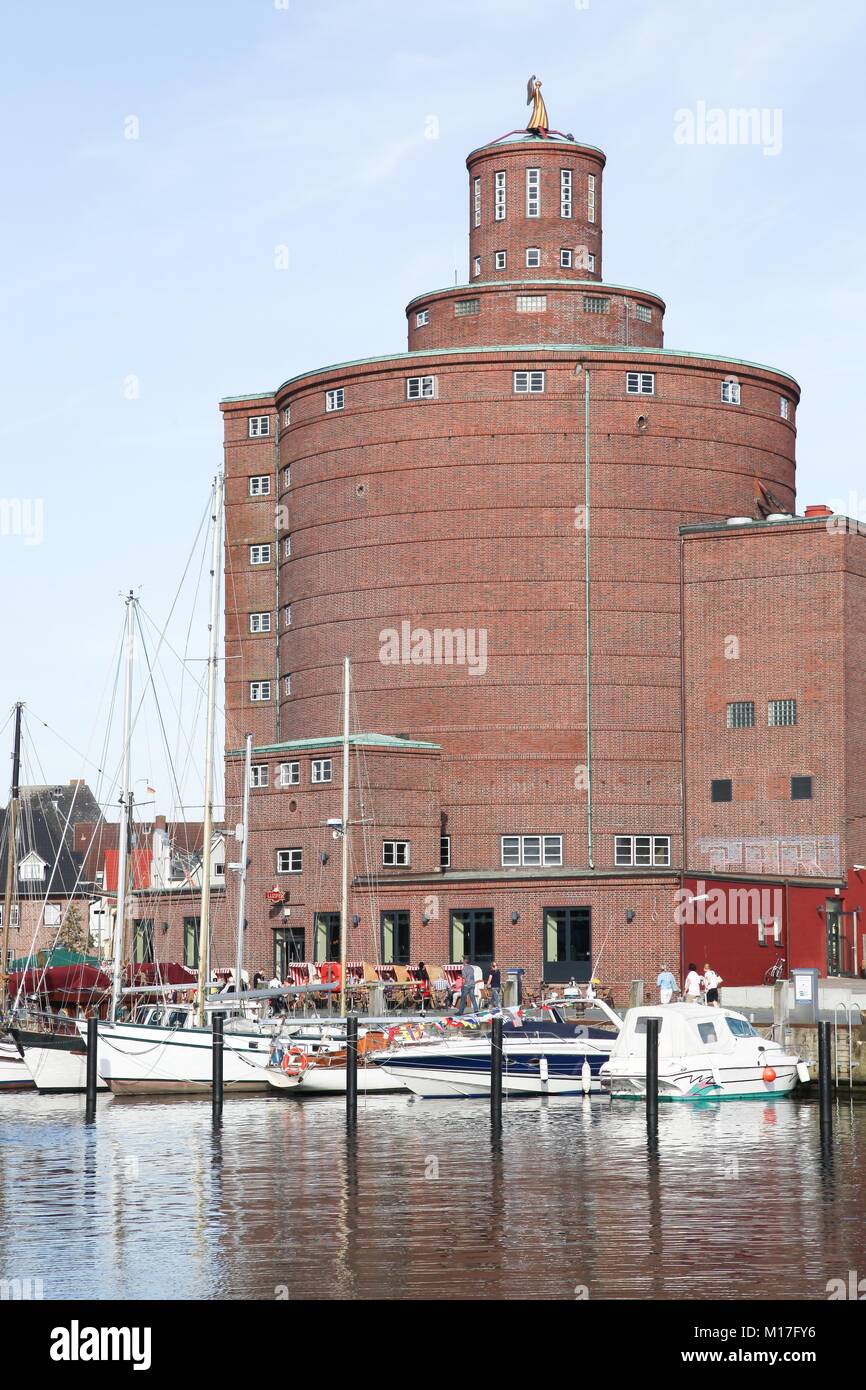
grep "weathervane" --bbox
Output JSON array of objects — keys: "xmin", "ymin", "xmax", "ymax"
[{"xmin": 526, "ymin": 75, "xmax": 549, "ymax": 136}]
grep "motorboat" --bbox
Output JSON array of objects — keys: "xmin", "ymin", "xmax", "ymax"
[
  {"xmin": 371, "ymin": 1006, "xmax": 621, "ymax": 1097},
  {"xmin": 89, "ymin": 1004, "xmax": 277, "ymax": 1095},
  {"xmin": 0, "ymin": 1035, "xmax": 35, "ymax": 1091},
  {"xmin": 599, "ymin": 1003, "xmax": 810, "ymax": 1100},
  {"xmin": 266, "ymin": 1028, "xmax": 405, "ymax": 1095},
  {"xmin": 12, "ymin": 1014, "xmax": 108, "ymax": 1093}
]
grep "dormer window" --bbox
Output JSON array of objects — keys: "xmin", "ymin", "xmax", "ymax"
[{"xmin": 19, "ymin": 851, "xmax": 47, "ymax": 883}]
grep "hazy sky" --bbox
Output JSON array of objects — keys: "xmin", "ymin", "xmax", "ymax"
[{"xmin": 1, "ymin": 0, "xmax": 864, "ymax": 815}]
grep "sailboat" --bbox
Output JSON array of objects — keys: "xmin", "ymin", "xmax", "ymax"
[{"xmin": 0, "ymin": 703, "xmax": 35, "ymax": 1091}]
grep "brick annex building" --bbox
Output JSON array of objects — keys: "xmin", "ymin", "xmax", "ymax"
[{"xmin": 218, "ymin": 98, "xmax": 866, "ymax": 996}]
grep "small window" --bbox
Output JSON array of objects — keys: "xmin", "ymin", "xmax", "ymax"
[
  {"xmin": 560, "ymin": 168, "xmax": 573, "ymax": 218},
  {"xmin": 325, "ymin": 388, "xmax": 345, "ymax": 412},
  {"xmin": 283, "ymin": 466, "xmax": 291, "ymax": 488},
  {"xmin": 277, "ymin": 848, "xmax": 303, "ymax": 874},
  {"xmin": 279, "ymin": 761, "xmax": 300, "ymax": 786},
  {"xmin": 473, "ymin": 256, "xmax": 481, "ymax": 278},
  {"xmin": 473, "ymin": 175, "xmax": 481, "ymax": 228},
  {"xmin": 615, "ymin": 835, "xmax": 671, "ymax": 867},
  {"xmin": 513, "ymin": 370, "xmax": 545, "ymax": 394},
  {"xmin": 283, "ymin": 535, "xmax": 292, "ymax": 558},
  {"xmin": 697, "ymin": 1022, "xmax": 718, "ymax": 1045},
  {"xmin": 721, "ymin": 380, "xmax": 741, "ymax": 405},
  {"xmin": 584, "ymin": 296, "xmax": 609, "ymax": 314},
  {"xmin": 516, "ymin": 295, "xmax": 547, "ymax": 313},
  {"xmin": 634, "ymin": 304, "xmax": 652, "ymax": 323},
  {"xmin": 727, "ymin": 1017, "xmax": 757, "ymax": 1038},
  {"xmin": 560, "ymin": 249, "xmax": 573, "ymax": 268},
  {"xmin": 769, "ymin": 699, "xmax": 797, "ymax": 727},
  {"xmin": 494, "ymin": 170, "xmax": 506, "ymax": 221},
  {"xmin": 626, "ymin": 372, "xmax": 655, "ymax": 396},
  {"xmin": 249, "ymin": 475, "xmax": 271, "ymax": 497},
  {"xmin": 415, "ymin": 309, "xmax": 429, "ymax": 327},
  {"xmin": 248, "ymin": 416, "xmax": 270, "ymax": 438},
  {"xmin": 249, "ymin": 544, "xmax": 271, "ymax": 565},
  {"xmin": 711, "ymin": 779, "xmax": 733, "ymax": 803},
  {"xmin": 283, "ymin": 406, "xmax": 291, "ymax": 426},
  {"xmin": 587, "ymin": 173, "xmax": 596, "ymax": 223},
  {"xmin": 494, "ymin": 250, "xmax": 506, "ymax": 270},
  {"xmin": 250, "ymin": 680, "xmax": 271, "ymax": 703},
  {"xmin": 780, "ymin": 396, "xmax": 790, "ymax": 419},
  {"xmin": 526, "ymin": 167, "xmax": 540, "ymax": 218},
  {"xmin": 283, "ymin": 604, "xmax": 292, "ymax": 628},
  {"xmin": 525, "ymin": 248, "xmax": 541, "ymax": 268},
  {"xmin": 283, "ymin": 674, "xmax": 292, "ymax": 697},
  {"xmin": 726, "ymin": 701, "xmax": 755, "ymax": 729},
  {"xmin": 586, "ymin": 252, "xmax": 596, "ymax": 272},
  {"xmin": 501, "ymin": 834, "xmax": 562, "ymax": 867},
  {"xmin": 44, "ymin": 903, "xmax": 62, "ymax": 926},
  {"xmin": 383, "ymin": 840, "xmax": 410, "ymax": 867},
  {"xmin": 250, "ymin": 763, "xmax": 269, "ymax": 788},
  {"xmin": 454, "ymin": 298, "xmax": 480, "ymax": 316},
  {"xmin": 791, "ymin": 776, "xmax": 813, "ymax": 800},
  {"xmin": 440, "ymin": 835, "xmax": 451, "ymax": 868},
  {"xmin": 311, "ymin": 758, "xmax": 332, "ymax": 784},
  {"xmin": 249, "ymin": 612, "xmax": 271, "ymax": 634},
  {"xmin": 407, "ymin": 375, "xmax": 436, "ymax": 399}
]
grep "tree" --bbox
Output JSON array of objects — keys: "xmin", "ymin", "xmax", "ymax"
[{"xmin": 55, "ymin": 902, "xmax": 89, "ymax": 956}]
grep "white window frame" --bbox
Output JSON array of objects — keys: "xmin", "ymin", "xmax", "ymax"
[
  {"xmin": 311, "ymin": 758, "xmax": 333, "ymax": 784},
  {"xmin": 473, "ymin": 175, "xmax": 481, "ymax": 228},
  {"xmin": 525, "ymin": 247, "xmax": 541, "ymax": 268},
  {"xmin": 406, "ymin": 375, "xmax": 436, "ymax": 400},
  {"xmin": 516, "ymin": 295, "xmax": 547, "ymax": 313},
  {"xmin": 560, "ymin": 248, "xmax": 573, "ymax": 268},
  {"xmin": 513, "ymin": 370, "xmax": 545, "ymax": 394},
  {"xmin": 526, "ymin": 167, "xmax": 540, "ymax": 218},
  {"xmin": 283, "ymin": 604, "xmax": 292, "ymax": 628},
  {"xmin": 473, "ymin": 255, "xmax": 481, "ymax": 278},
  {"xmin": 250, "ymin": 680, "xmax": 272, "ymax": 703},
  {"xmin": 249, "ymin": 611, "xmax": 271, "ymax": 634},
  {"xmin": 626, "ymin": 372, "xmax": 655, "ymax": 396},
  {"xmin": 500, "ymin": 834, "xmax": 562, "ymax": 868},
  {"xmin": 440, "ymin": 835, "xmax": 451, "ymax": 868},
  {"xmin": 0, "ymin": 905, "xmax": 20, "ymax": 928},
  {"xmin": 283, "ymin": 406, "xmax": 291, "ymax": 426},
  {"xmin": 248, "ymin": 416, "xmax": 270, "ymax": 438},
  {"xmin": 587, "ymin": 174, "xmax": 596, "ymax": 223},
  {"xmin": 283, "ymin": 535, "xmax": 291, "ymax": 558},
  {"xmin": 277, "ymin": 848, "xmax": 303, "ymax": 874},
  {"xmin": 780, "ymin": 396, "xmax": 790, "ymax": 419},
  {"xmin": 249, "ymin": 475, "xmax": 271, "ymax": 497},
  {"xmin": 383, "ymin": 840, "xmax": 411, "ymax": 867},
  {"xmin": 494, "ymin": 250, "xmax": 507, "ymax": 270},
  {"xmin": 279, "ymin": 761, "xmax": 300, "ymax": 787},
  {"xmin": 283, "ymin": 466, "xmax": 291, "ymax": 488},
  {"xmin": 494, "ymin": 170, "xmax": 506, "ymax": 221},
  {"xmin": 614, "ymin": 835, "xmax": 671, "ymax": 867},
  {"xmin": 44, "ymin": 902, "xmax": 62, "ymax": 927},
  {"xmin": 415, "ymin": 309, "xmax": 429, "ymax": 327},
  {"xmin": 283, "ymin": 673, "xmax": 292, "ymax": 696},
  {"xmin": 721, "ymin": 380, "xmax": 741, "ymax": 405},
  {"xmin": 250, "ymin": 763, "xmax": 269, "ymax": 788},
  {"xmin": 325, "ymin": 388, "xmax": 345, "ymax": 412},
  {"xmin": 560, "ymin": 168, "xmax": 573, "ymax": 218},
  {"xmin": 249, "ymin": 544, "xmax": 271, "ymax": 565},
  {"xmin": 19, "ymin": 853, "xmax": 46, "ymax": 882},
  {"xmin": 587, "ymin": 252, "xmax": 596, "ymax": 272}
]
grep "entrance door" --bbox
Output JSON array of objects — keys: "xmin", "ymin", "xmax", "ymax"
[
  {"xmin": 449, "ymin": 909, "xmax": 494, "ymax": 971},
  {"xmin": 543, "ymin": 906, "xmax": 591, "ymax": 983},
  {"xmin": 313, "ymin": 912, "xmax": 340, "ymax": 962},
  {"xmin": 825, "ymin": 900, "xmax": 844, "ymax": 976}
]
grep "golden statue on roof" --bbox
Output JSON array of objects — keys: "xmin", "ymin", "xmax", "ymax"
[{"xmin": 526, "ymin": 75, "xmax": 549, "ymax": 135}]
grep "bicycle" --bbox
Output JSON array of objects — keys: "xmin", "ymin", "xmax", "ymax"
[{"xmin": 763, "ymin": 956, "xmax": 786, "ymax": 985}]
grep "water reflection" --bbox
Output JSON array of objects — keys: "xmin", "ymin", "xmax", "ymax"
[{"xmin": 0, "ymin": 1092, "xmax": 864, "ymax": 1300}]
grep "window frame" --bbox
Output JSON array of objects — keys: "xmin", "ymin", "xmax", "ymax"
[
  {"xmin": 249, "ymin": 611, "xmax": 272, "ymax": 634},
  {"xmin": 279, "ymin": 761, "xmax": 300, "ymax": 787},
  {"xmin": 587, "ymin": 173, "xmax": 596, "ymax": 223},
  {"xmin": 249, "ymin": 543, "xmax": 272, "ymax": 565},
  {"xmin": 526, "ymin": 166, "xmax": 540, "ymax": 218},
  {"xmin": 494, "ymin": 170, "xmax": 506, "ymax": 222},
  {"xmin": 560, "ymin": 248, "xmax": 573, "ymax": 268},
  {"xmin": 726, "ymin": 700, "xmax": 755, "ymax": 729},
  {"xmin": 494, "ymin": 250, "xmax": 507, "ymax": 270},
  {"xmin": 500, "ymin": 834, "xmax": 563, "ymax": 868},
  {"xmin": 614, "ymin": 835, "xmax": 671, "ymax": 868},
  {"xmin": 406, "ymin": 375, "xmax": 437, "ymax": 400},
  {"xmin": 311, "ymin": 757, "xmax": 333, "ymax": 784},
  {"xmin": 626, "ymin": 371, "xmax": 655, "ymax": 396},
  {"xmin": 525, "ymin": 247, "xmax": 541, "ymax": 268},
  {"xmin": 250, "ymin": 763, "xmax": 269, "ymax": 788},
  {"xmin": 325, "ymin": 387, "xmax": 345, "ymax": 412},
  {"xmin": 513, "ymin": 370, "xmax": 545, "ymax": 394},
  {"xmin": 248, "ymin": 475, "xmax": 271, "ymax": 497},
  {"xmin": 382, "ymin": 840, "xmax": 411, "ymax": 868},
  {"xmin": 473, "ymin": 175, "xmax": 481, "ymax": 228},
  {"xmin": 560, "ymin": 168, "xmax": 573, "ymax": 218},
  {"xmin": 721, "ymin": 379, "xmax": 742, "ymax": 405},
  {"xmin": 277, "ymin": 848, "xmax": 303, "ymax": 874},
  {"xmin": 440, "ymin": 834, "xmax": 451, "ymax": 869},
  {"xmin": 248, "ymin": 416, "xmax": 270, "ymax": 438},
  {"xmin": 249, "ymin": 680, "xmax": 272, "ymax": 703},
  {"xmin": 415, "ymin": 309, "xmax": 429, "ymax": 327},
  {"xmin": 768, "ymin": 698, "xmax": 797, "ymax": 727}
]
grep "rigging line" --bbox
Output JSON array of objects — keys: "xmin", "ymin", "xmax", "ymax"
[
  {"xmin": 27, "ymin": 615, "xmax": 127, "ymax": 793},
  {"xmin": 137, "ymin": 604, "xmax": 229, "ymax": 724},
  {"xmin": 133, "ymin": 606, "xmax": 203, "ymax": 856},
  {"xmin": 173, "ymin": 498, "xmax": 212, "ymax": 804}
]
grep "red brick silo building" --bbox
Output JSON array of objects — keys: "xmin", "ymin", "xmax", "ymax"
[{"xmin": 219, "ymin": 104, "xmax": 804, "ymax": 996}]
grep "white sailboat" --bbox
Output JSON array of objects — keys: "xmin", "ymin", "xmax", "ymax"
[{"xmin": 0, "ymin": 702, "xmax": 36, "ymax": 1091}]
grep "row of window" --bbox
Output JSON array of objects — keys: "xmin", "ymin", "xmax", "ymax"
[
  {"xmin": 266, "ymin": 833, "xmax": 672, "ymax": 873},
  {"xmin": 473, "ymin": 169, "xmax": 596, "ymax": 225},
  {"xmin": 711, "ymin": 777, "xmax": 813, "ymax": 802},
  {"xmin": 467, "ymin": 248, "xmax": 598, "ymax": 278},
  {"xmin": 727, "ymin": 699, "xmax": 797, "ymax": 729},
  {"xmin": 251, "ymin": 757, "xmax": 332, "ymax": 789}
]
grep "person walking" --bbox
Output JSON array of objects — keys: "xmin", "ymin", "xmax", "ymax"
[
  {"xmin": 683, "ymin": 962, "xmax": 703, "ymax": 1004},
  {"xmin": 703, "ymin": 962, "xmax": 722, "ymax": 1007},
  {"xmin": 656, "ymin": 966, "xmax": 678, "ymax": 1005},
  {"xmin": 456, "ymin": 956, "xmax": 476, "ymax": 1015},
  {"xmin": 486, "ymin": 960, "xmax": 502, "ymax": 1010}
]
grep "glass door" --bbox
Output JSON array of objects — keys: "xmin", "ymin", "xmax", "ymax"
[{"xmin": 543, "ymin": 906, "xmax": 591, "ymax": 983}]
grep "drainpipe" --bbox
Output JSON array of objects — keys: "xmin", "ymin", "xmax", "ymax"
[
  {"xmin": 678, "ymin": 533, "xmax": 687, "ymax": 981},
  {"xmin": 582, "ymin": 365, "xmax": 594, "ymax": 870}
]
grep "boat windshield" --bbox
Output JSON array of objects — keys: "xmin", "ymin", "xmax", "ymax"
[
  {"xmin": 726, "ymin": 1017, "xmax": 758, "ymax": 1038},
  {"xmin": 696, "ymin": 1021, "xmax": 718, "ymax": 1045}
]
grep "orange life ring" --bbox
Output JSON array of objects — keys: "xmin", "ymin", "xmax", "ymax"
[{"xmin": 319, "ymin": 961, "xmax": 342, "ymax": 987}]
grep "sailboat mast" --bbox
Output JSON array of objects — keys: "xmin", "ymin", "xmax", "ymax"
[
  {"xmin": 196, "ymin": 473, "xmax": 224, "ymax": 1026},
  {"xmin": 339, "ymin": 657, "xmax": 350, "ymax": 1016},
  {"xmin": 110, "ymin": 594, "xmax": 136, "ymax": 1020},
  {"xmin": 0, "ymin": 702, "xmax": 23, "ymax": 1012},
  {"xmin": 233, "ymin": 732, "xmax": 252, "ymax": 1002}
]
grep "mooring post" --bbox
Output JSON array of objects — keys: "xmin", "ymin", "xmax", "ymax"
[
  {"xmin": 490, "ymin": 1016, "xmax": 503, "ymax": 1126},
  {"xmin": 85, "ymin": 1015, "xmax": 99, "ymax": 1119},
  {"xmin": 346, "ymin": 1014, "xmax": 358, "ymax": 1124},
  {"xmin": 646, "ymin": 1016, "xmax": 660, "ymax": 1133},
  {"xmin": 212, "ymin": 1011, "xmax": 224, "ymax": 1120},
  {"xmin": 818, "ymin": 1020, "xmax": 832, "ymax": 1133}
]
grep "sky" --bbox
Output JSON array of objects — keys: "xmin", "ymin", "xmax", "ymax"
[{"xmin": 1, "ymin": 0, "xmax": 864, "ymax": 816}]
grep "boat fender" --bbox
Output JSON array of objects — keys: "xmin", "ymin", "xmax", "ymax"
[{"xmin": 762, "ymin": 1066, "xmax": 777, "ymax": 1083}]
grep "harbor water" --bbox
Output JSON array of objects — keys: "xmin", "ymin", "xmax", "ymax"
[{"xmin": 1, "ymin": 1091, "xmax": 864, "ymax": 1301}]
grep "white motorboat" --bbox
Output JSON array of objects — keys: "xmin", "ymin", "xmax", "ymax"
[
  {"xmin": 600, "ymin": 1003, "xmax": 810, "ymax": 1100},
  {"xmin": 0, "ymin": 1036, "xmax": 34, "ymax": 1091},
  {"xmin": 90, "ymin": 1004, "xmax": 276, "ymax": 1095},
  {"xmin": 266, "ymin": 1027, "xmax": 406, "ymax": 1095}
]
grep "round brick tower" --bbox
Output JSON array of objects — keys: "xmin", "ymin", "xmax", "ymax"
[{"xmin": 223, "ymin": 96, "xmax": 800, "ymax": 985}]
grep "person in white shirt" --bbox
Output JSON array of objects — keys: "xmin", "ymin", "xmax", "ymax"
[
  {"xmin": 473, "ymin": 964, "xmax": 484, "ymax": 1009},
  {"xmin": 703, "ymin": 962, "xmax": 722, "ymax": 1007},
  {"xmin": 684, "ymin": 962, "xmax": 703, "ymax": 1004},
  {"xmin": 656, "ymin": 967, "xmax": 678, "ymax": 1005}
]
